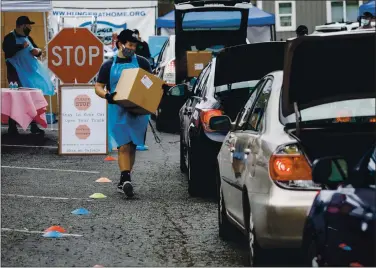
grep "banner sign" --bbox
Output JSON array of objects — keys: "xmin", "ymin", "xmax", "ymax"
[
  {"xmin": 50, "ymin": 8, "xmax": 156, "ymax": 48},
  {"xmin": 59, "ymin": 84, "xmax": 107, "ymax": 155}
]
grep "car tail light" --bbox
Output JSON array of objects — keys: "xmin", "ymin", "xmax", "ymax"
[
  {"xmin": 370, "ymin": 117, "xmax": 376, "ymax": 123},
  {"xmin": 269, "ymin": 144, "xmax": 321, "ymax": 190},
  {"xmin": 163, "ymin": 59, "xmax": 176, "ymax": 86},
  {"xmin": 200, "ymin": 109, "xmax": 223, "ymax": 132}
]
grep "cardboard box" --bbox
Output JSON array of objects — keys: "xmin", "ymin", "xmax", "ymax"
[
  {"xmin": 186, "ymin": 51, "xmax": 212, "ymax": 77},
  {"xmin": 113, "ymin": 68, "xmax": 164, "ymax": 115}
]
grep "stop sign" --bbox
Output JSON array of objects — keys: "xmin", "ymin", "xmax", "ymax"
[{"xmin": 48, "ymin": 28, "xmax": 104, "ymax": 83}]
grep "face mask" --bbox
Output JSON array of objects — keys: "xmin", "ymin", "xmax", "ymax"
[
  {"xmin": 23, "ymin": 26, "xmax": 31, "ymax": 36},
  {"xmin": 122, "ymin": 46, "xmax": 135, "ymax": 58},
  {"xmin": 361, "ymin": 19, "xmax": 370, "ymax": 26}
]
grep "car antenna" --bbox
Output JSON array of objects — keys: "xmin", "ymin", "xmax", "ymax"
[{"xmin": 294, "ymin": 102, "xmax": 301, "ymax": 137}]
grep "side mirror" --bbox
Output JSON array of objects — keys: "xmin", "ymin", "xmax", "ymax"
[
  {"xmin": 312, "ymin": 157, "xmax": 349, "ymax": 185},
  {"xmin": 190, "ymin": 77, "xmax": 198, "ymax": 88},
  {"xmin": 168, "ymin": 84, "xmax": 188, "ymax": 97},
  {"xmin": 209, "ymin": 115, "xmax": 232, "ymax": 133}
]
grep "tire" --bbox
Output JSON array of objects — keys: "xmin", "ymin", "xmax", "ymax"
[
  {"xmin": 187, "ymin": 141, "xmax": 202, "ymax": 197},
  {"xmin": 218, "ymin": 182, "xmax": 236, "ymax": 240},
  {"xmin": 180, "ymin": 133, "xmax": 188, "ymax": 173},
  {"xmin": 245, "ymin": 207, "xmax": 264, "ymax": 266}
]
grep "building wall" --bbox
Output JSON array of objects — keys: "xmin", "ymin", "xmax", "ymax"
[{"xmin": 262, "ymin": 1, "xmax": 327, "ymax": 40}]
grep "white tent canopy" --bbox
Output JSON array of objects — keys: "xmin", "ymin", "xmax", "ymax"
[
  {"xmin": 52, "ymin": 1, "xmax": 157, "ymax": 8},
  {"xmin": 0, "ymin": 0, "xmax": 52, "ymax": 12}
]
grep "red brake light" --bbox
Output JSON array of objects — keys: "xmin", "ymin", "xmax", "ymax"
[
  {"xmin": 270, "ymin": 154, "xmax": 312, "ymax": 181},
  {"xmin": 269, "ymin": 144, "xmax": 320, "ymax": 190},
  {"xmin": 200, "ymin": 109, "xmax": 223, "ymax": 132}
]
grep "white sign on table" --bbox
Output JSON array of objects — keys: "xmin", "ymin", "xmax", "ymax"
[{"xmin": 59, "ymin": 84, "xmax": 107, "ymax": 155}]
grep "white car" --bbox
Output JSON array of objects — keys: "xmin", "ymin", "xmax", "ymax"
[
  {"xmin": 211, "ymin": 31, "xmax": 375, "ymax": 266},
  {"xmin": 312, "ymin": 21, "xmax": 376, "ymax": 34}
]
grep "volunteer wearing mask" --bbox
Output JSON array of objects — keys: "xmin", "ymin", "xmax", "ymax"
[
  {"xmin": 2, "ymin": 16, "xmax": 54, "ymax": 135},
  {"xmin": 133, "ymin": 29, "xmax": 151, "ymax": 60},
  {"xmin": 95, "ymin": 29, "xmax": 163, "ymax": 198},
  {"xmin": 360, "ymin": 12, "xmax": 374, "ymax": 29}
]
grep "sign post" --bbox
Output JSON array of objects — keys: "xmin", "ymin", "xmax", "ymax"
[
  {"xmin": 48, "ymin": 28, "xmax": 107, "ymax": 155},
  {"xmin": 58, "ymin": 84, "xmax": 107, "ymax": 155}
]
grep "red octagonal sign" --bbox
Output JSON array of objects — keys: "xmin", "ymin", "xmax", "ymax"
[{"xmin": 48, "ymin": 28, "xmax": 104, "ymax": 83}]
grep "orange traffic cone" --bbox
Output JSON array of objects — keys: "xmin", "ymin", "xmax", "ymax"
[
  {"xmin": 96, "ymin": 177, "xmax": 112, "ymax": 183},
  {"xmin": 104, "ymin": 156, "xmax": 117, "ymax": 161}
]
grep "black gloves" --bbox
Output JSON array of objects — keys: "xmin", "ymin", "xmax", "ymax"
[
  {"xmin": 162, "ymin": 84, "xmax": 170, "ymax": 93},
  {"xmin": 105, "ymin": 92, "xmax": 117, "ymax": 104}
]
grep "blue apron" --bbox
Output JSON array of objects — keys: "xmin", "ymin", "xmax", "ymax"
[
  {"xmin": 108, "ymin": 55, "xmax": 149, "ymax": 151},
  {"xmin": 6, "ymin": 31, "xmax": 54, "ymax": 96}
]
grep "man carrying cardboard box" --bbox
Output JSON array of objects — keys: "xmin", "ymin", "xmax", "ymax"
[{"xmin": 95, "ymin": 29, "xmax": 165, "ymax": 198}]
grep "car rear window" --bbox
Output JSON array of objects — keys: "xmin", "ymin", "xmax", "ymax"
[
  {"xmin": 215, "ymin": 80, "xmax": 259, "ymax": 93},
  {"xmin": 285, "ymin": 98, "xmax": 376, "ymax": 124}
]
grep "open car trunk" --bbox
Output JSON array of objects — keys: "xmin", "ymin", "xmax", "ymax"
[
  {"xmin": 215, "ymin": 82, "xmax": 257, "ymax": 121},
  {"xmin": 287, "ymin": 124, "xmax": 376, "ymax": 169},
  {"xmin": 211, "ymin": 42, "xmax": 286, "ymax": 121},
  {"xmin": 174, "ymin": 1, "xmax": 252, "ymax": 84}
]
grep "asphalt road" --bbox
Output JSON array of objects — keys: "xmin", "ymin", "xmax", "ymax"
[{"xmin": 1, "ymin": 124, "xmax": 301, "ymax": 267}]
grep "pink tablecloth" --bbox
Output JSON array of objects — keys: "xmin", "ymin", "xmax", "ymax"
[{"xmin": 1, "ymin": 88, "xmax": 48, "ymax": 130}]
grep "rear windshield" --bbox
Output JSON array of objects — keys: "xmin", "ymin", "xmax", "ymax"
[
  {"xmin": 215, "ymin": 80, "xmax": 259, "ymax": 93},
  {"xmin": 285, "ymin": 98, "xmax": 376, "ymax": 124},
  {"xmin": 182, "ymin": 11, "xmax": 242, "ymax": 31}
]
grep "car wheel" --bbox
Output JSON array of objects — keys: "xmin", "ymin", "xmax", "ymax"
[
  {"xmin": 187, "ymin": 141, "xmax": 201, "ymax": 197},
  {"xmin": 180, "ymin": 133, "xmax": 188, "ymax": 173},
  {"xmin": 218, "ymin": 183, "xmax": 235, "ymax": 240},
  {"xmin": 246, "ymin": 210, "xmax": 264, "ymax": 267}
]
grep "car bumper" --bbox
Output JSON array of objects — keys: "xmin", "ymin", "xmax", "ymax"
[{"xmin": 251, "ymin": 186, "xmax": 317, "ymax": 248}]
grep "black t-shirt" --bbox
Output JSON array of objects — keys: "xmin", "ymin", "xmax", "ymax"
[
  {"xmin": 2, "ymin": 30, "xmax": 41, "ymax": 59},
  {"xmin": 96, "ymin": 55, "xmax": 152, "ymax": 92},
  {"xmin": 136, "ymin": 41, "xmax": 151, "ymax": 59}
]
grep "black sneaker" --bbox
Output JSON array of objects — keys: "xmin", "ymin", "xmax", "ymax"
[
  {"xmin": 117, "ymin": 182, "xmax": 124, "ymax": 193},
  {"xmin": 122, "ymin": 181, "xmax": 134, "ymax": 198},
  {"xmin": 30, "ymin": 125, "xmax": 45, "ymax": 135}
]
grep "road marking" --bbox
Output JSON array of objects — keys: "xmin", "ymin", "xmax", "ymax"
[
  {"xmin": 1, "ymin": 166, "xmax": 100, "ymax": 174},
  {"xmin": 1, "ymin": 228, "xmax": 83, "ymax": 237},
  {"xmin": 2, "ymin": 193, "xmax": 93, "ymax": 201},
  {"xmin": 1, "ymin": 144, "xmax": 58, "ymax": 149}
]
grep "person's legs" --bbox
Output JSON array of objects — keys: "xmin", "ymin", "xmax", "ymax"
[
  {"xmin": 8, "ymin": 118, "xmax": 18, "ymax": 135},
  {"xmin": 30, "ymin": 122, "xmax": 45, "ymax": 134},
  {"xmin": 7, "ymin": 63, "xmax": 20, "ymax": 135},
  {"xmin": 117, "ymin": 143, "xmax": 136, "ymax": 197}
]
